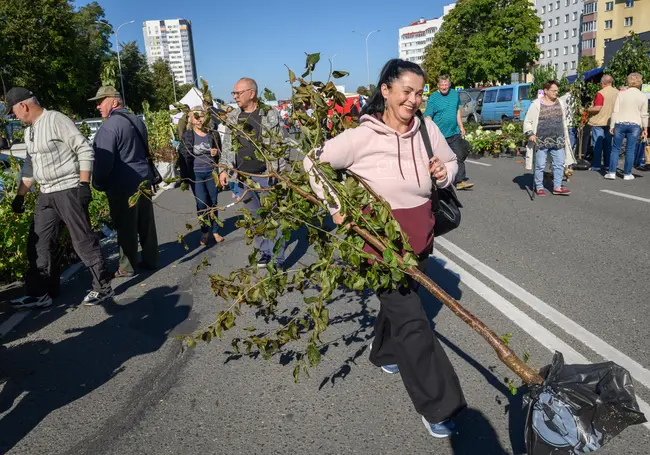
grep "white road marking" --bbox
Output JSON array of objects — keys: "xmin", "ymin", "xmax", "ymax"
[
  {"xmin": 431, "ymin": 249, "xmax": 650, "ymax": 430},
  {"xmin": 466, "ymin": 160, "xmax": 492, "ymax": 167},
  {"xmin": 0, "ymin": 312, "xmax": 30, "ymax": 338},
  {"xmin": 436, "ymin": 236, "xmax": 650, "ymax": 391},
  {"xmin": 600, "ymin": 189, "xmax": 650, "ymax": 204}
]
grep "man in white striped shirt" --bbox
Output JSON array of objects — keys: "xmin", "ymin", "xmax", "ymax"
[{"xmin": 7, "ymin": 87, "xmax": 113, "ymax": 309}]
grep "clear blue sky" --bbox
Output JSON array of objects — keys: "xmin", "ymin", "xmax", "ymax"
[{"xmin": 75, "ymin": 0, "xmax": 449, "ymax": 101}]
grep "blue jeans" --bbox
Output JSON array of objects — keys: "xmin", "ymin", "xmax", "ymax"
[
  {"xmin": 192, "ymin": 170, "xmax": 220, "ymax": 235},
  {"xmin": 591, "ymin": 126, "xmax": 611, "ymax": 170},
  {"xmin": 238, "ymin": 176, "xmax": 286, "ymax": 262},
  {"xmin": 568, "ymin": 127, "xmax": 578, "ymax": 155},
  {"xmin": 535, "ymin": 148, "xmax": 565, "ymax": 190},
  {"xmin": 610, "ymin": 123, "xmax": 641, "ymax": 175}
]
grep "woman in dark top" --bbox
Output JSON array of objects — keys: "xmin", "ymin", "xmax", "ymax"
[{"xmin": 179, "ymin": 107, "xmax": 224, "ymax": 245}]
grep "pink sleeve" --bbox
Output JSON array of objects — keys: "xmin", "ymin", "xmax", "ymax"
[
  {"xmin": 302, "ymin": 130, "xmax": 357, "ymax": 215},
  {"xmin": 425, "ymin": 118, "xmax": 458, "ymax": 188}
]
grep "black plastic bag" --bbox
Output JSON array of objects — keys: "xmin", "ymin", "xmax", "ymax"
[{"xmin": 525, "ymin": 352, "xmax": 647, "ymax": 454}]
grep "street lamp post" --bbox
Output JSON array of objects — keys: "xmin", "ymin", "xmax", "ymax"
[
  {"xmin": 331, "ymin": 53, "xmax": 342, "ymax": 67},
  {"xmin": 352, "ymin": 30, "xmax": 380, "ymax": 89},
  {"xmin": 96, "ymin": 20, "xmax": 134, "ymax": 105}
]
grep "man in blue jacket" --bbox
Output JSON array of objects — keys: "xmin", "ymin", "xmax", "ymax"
[{"xmin": 89, "ymin": 86, "xmax": 159, "ymax": 278}]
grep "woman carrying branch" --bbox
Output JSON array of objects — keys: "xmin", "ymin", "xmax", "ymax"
[
  {"xmin": 304, "ymin": 59, "xmax": 466, "ymax": 438},
  {"xmin": 179, "ymin": 106, "xmax": 224, "ymax": 246}
]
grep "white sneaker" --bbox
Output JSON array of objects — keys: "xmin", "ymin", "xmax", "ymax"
[
  {"xmin": 604, "ymin": 173, "xmax": 616, "ymax": 180},
  {"xmin": 623, "ymin": 174, "xmax": 635, "ymax": 180},
  {"xmin": 83, "ymin": 289, "xmax": 115, "ymax": 306}
]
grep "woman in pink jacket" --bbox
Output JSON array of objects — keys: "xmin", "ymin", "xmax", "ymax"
[{"xmin": 304, "ymin": 59, "xmax": 466, "ymax": 438}]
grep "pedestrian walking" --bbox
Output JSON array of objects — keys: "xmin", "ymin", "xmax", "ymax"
[
  {"xmin": 178, "ymin": 106, "xmax": 224, "ymax": 245},
  {"xmin": 523, "ymin": 80, "xmax": 575, "ymax": 196},
  {"xmin": 607, "ymin": 73, "xmax": 649, "ymax": 181},
  {"xmin": 304, "ymin": 59, "xmax": 466, "ymax": 439},
  {"xmin": 6, "ymin": 87, "xmax": 113, "ymax": 308},
  {"xmin": 424, "ymin": 75, "xmax": 473, "ymax": 190},
  {"xmin": 218, "ymin": 77, "xmax": 293, "ymax": 268},
  {"xmin": 89, "ymin": 86, "xmax": 159, "ymax": 278},
  {"xmin": 587, "ymin": 75, "xmax": 618, "ymax": 172}
]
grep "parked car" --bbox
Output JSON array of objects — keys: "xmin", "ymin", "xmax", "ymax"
[
  {"xmin": 476, "ymin": 83, "xmax": 531, "ymax": 125},
  {"xmin": 458, "ymin": 90, "xmax": 480, "ymax": 123},
  {"xmin": 74, "ymin": 118, "xmax": 103, "ymax": 142}
]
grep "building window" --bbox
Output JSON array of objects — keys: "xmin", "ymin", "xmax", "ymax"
[
  {"xmin": 571, "ymin": 44, "xmax": 577, "ymax": 54},
  {"xmin": 565, "ymin": 14, "xmax": 569, "ymax": 23},
  {"xmin": 548, "ymin": 19, "xmax": 553, "ymax": 27},
  {"xmin": 582, "ymin": 38, "xmax": 597, "ymax": 49},
  {"xmin": 625, "ymin": 17, "xmax": 633, "ymax": 26},
  {"xmin": 543, "ymin": 5, "xmax": 546, "ymax": 13},
  {"xmin": 541, "ymin": 35, "xmax": 546, "ymax": 43},
  {"xmin": 563, "ymin": 46, "xmax": 568, "ymax": 55},
  {"xmin": 555, "ymin": 32, "xmax": 559, "ymax": 40},
  {"xmin": 571, "ymin": 61, "xmax": 576, "ymax": 69},
  {"xmin": 605, "ymin": 20, "xmax": 613, "ymax": 29},
  {"xmin": 565, "ymin": 0, "xmax": 569, "ymax": 5},
  {"xmin": 554, "ymin": 63, "xmax": 559, "ymax": 71},
  {"xmin": 582, "ymin": 21, "xmax": 597, "ymax": 32},
  {"xmin": 572, "ymin": 11, "xmax": 578, "ymax": 20},
  {"xmin": 547, "ymin": 49, "xmax": 552, "ymax": 57},
  {"xmin": 549, "ymin": 2, "xmax": 553, "ymax": 11},
  {"xmin": 584, "ymin": 2, "xmax": 598, "ymax": 14},
  {"xmin": 555, "ymin": 17, "xmax": 559, "ymax": 25},
  {"xmin": 554, "ymin": 48, "xmax": 559, "ymax": 56},
  {"xmin": 564, "ymin": 30, "xmax": 568, "ymax": 39},
  {"xmin": 548, "ymin": 33, "xmax": 552, "ymax": 42},
  {"xmin": 563, "ymin": 62, "xmax": 568, "ymax": 71},
  {"xmin": 556, "ymin": 1, "xmax": 560, "ymax": 8},
  {"xmin": 625, "ymin": 0, "xmax": 634, "ymax": 7},
  {"xmin": 606, "ymin": 1, "xmax": 613, "ymax": 10},
  {"xmin": 572, "ymin": 28, "xmax": 577, "ymax": 37}
]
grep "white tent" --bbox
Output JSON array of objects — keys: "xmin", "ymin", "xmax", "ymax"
[{"xmin": 169, "ymin": 87, "xmax": 216, "ymax": 125}]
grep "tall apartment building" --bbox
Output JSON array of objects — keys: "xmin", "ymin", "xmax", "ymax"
[
  {"xmin": 535, "ymin": 0, "xmax": 583, "ymax": 76},
  {"xmin": 581, "ymin": 0, "xmax": 650, "ymax": 64},
  {"xmin": 142, "ymin": 19, "xmax": 198, "ymax": 86},
  {"xmin": 398, "ymin": 3, "xmax": 455, "ymax": 65}
]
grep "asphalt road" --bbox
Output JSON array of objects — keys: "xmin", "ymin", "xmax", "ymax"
[{"xmin": 1, "ymin": 156, "xmax": 650, "ymax": 455}]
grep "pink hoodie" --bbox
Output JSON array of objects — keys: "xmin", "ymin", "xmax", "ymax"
[{"xmin": 304, "ymin": 113, "xmax": 458, "ymax": 255}]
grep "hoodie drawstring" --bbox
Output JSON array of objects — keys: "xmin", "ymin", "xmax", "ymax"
[{"xmin": 396, "ymin": 133, "xmax": 405, "ymax": 181}]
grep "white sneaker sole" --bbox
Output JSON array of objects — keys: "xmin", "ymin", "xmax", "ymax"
[
  {"xmin": 421, "ymin": 416, "xmax": 454, "ymax": 439},
  {"xmin": 380, "ymin": 365, "xmax": 400, "ymax": 374},
  {"xmin": 83, "ymin": 291, "xmax": 115, "ymax": 306}
]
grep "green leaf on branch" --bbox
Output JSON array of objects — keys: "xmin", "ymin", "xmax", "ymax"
[{"xmin": 332, "ymin": 71, "xmax": 349, "ymax": 79}]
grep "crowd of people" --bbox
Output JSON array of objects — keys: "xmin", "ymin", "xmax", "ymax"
[{"xmin": 4, "ymin": 59, "xmax": 649, "ymax": 441}]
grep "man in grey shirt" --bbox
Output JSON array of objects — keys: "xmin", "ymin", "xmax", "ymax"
[{"xmin": 7, "ymin": 87, "xmax": 113, "ymax": 309}]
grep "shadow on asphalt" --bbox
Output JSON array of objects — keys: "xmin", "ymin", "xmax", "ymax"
[
  {"xmin": 0, "ymin": 285, "xmax": 192, "ymax": 453},
  {"xmin": 179, "ymin": 216, "xmax": 242, "ymax": 265}
]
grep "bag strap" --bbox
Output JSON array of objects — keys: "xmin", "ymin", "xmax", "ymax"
[
  {"xmin": 111, "ymin": 110, "xmax": 154, "ymax": 164},
  {"xmin": 416, "ymin": 111, "xmax": 434, "ymax": 161}
]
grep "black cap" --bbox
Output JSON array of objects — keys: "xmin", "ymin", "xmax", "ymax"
[{"xmin": 3, "ymin": 87, "xmax": 34, "ymax": 115}]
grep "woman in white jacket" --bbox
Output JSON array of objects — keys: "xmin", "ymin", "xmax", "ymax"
[{"xmin": 523, "ymin": 80, "xmax": 576, "ymax": 196}]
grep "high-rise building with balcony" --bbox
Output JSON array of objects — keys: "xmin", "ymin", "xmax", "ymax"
[
  {"xmin": 535, "ymin": 0, "xmax": 583, "ymax": 76},
  {"xmin": 398, "ymin": 4, "xmax": 455, "ymax": 65},
  {"xmin": 143, "ymin": 19, "xmax": 198, "ymax": 86}
]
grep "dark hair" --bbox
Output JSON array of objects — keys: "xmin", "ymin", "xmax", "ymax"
[
  {"xmin": 361, "ymin": 59, "xmax": 426, "ymax": 117},
  {"xmin": 543, "ymin": 80, "xmax": 559, "ymax": 90}
]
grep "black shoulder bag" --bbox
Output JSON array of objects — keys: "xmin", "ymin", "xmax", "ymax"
[
  {"xmin": 112, "ymin": 111, "xmax": 163, "ymax": 189},
  {"xmin": 417, "ymin": 112, "xmax": 463, "ymax": 237}
]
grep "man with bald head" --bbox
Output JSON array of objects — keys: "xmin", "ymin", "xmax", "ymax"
[
  {"xmin": 6, "ymin": 87, "xmax": 113, "ymax": 308},
  {"xmin": 218, "ymin": 77, "xmax": 292, "ymax": 268},
  {"xmin": 587, "ymin": 74, "xmax": 618, "ymax": 172}
]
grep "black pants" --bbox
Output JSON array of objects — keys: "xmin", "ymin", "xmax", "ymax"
[
  {"xmin": 369, "ymin": 257, "xmax": 467, "ymax": 424},
  {"xmin": 446, "ymin": 134, "xmax": 470, "ymax": 184},
  {"xmin": 26, "ymin": 188, "xmax": 110, "ymax": 296},
  {"xmin": 107, "ymin": 191, "xmax": 159, "ymax": 274},
  {"xmin": 25, "ymin": 221, "xmax": 61, "ymax": 297}
]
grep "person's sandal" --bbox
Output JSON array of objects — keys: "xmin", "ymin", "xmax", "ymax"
[
  {"xmin": 114, "ymin": 267, "xmax": 135, "ymax": 278},
  {"xmin": 200, "ymin": 232, "xmax": 210, "ymax": 246}
]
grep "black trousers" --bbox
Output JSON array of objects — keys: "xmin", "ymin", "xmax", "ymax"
[
  {"xmin": 369, "ymin": 257, "xmax": 467, "ymax": 424},
  {"xmin": 446, "ymin": 134, "xmax": 470, "ymax": 184},
  {"xmin": 107, "ymin": 191, "xmax": 159, "ymax": 274},
  {"xmin": 26, "ymin": 188, "xmax": 110, "ymax": 296}
]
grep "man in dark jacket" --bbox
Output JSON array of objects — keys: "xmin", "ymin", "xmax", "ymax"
[{"xmin": 89, "ymin": 86, "xmax": 159, "ymax": 278}]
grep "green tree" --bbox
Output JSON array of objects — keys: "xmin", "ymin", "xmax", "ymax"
[
  {"xmin": 114, "ymin": 41, "xmax": 154, "ymax": 113},
  {"xmin": 150, "ymin": 58, "xmax": 179, "ymax": 110},
  {"xmin": 423, "ymin": 0, "xmax": 542, "ymax": 86},
  {"xmin": 0, "ymin": 0, "xmax": 107, "ymax": 116},
  {"xmin": 605, "ymin": 32, "xmax": 650, "ymax": 87},
  {"xmin": 577, "ymin": 55, "xmax": 600, "ymax": 74},
  {"xmin": 529, "ymin": 64, "xmax": 569, "ymax": 99}
]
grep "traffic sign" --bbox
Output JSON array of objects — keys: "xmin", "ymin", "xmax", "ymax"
[{"xmin": 424, "ymin": 84, "xmax": 430, "ymax": 94}]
